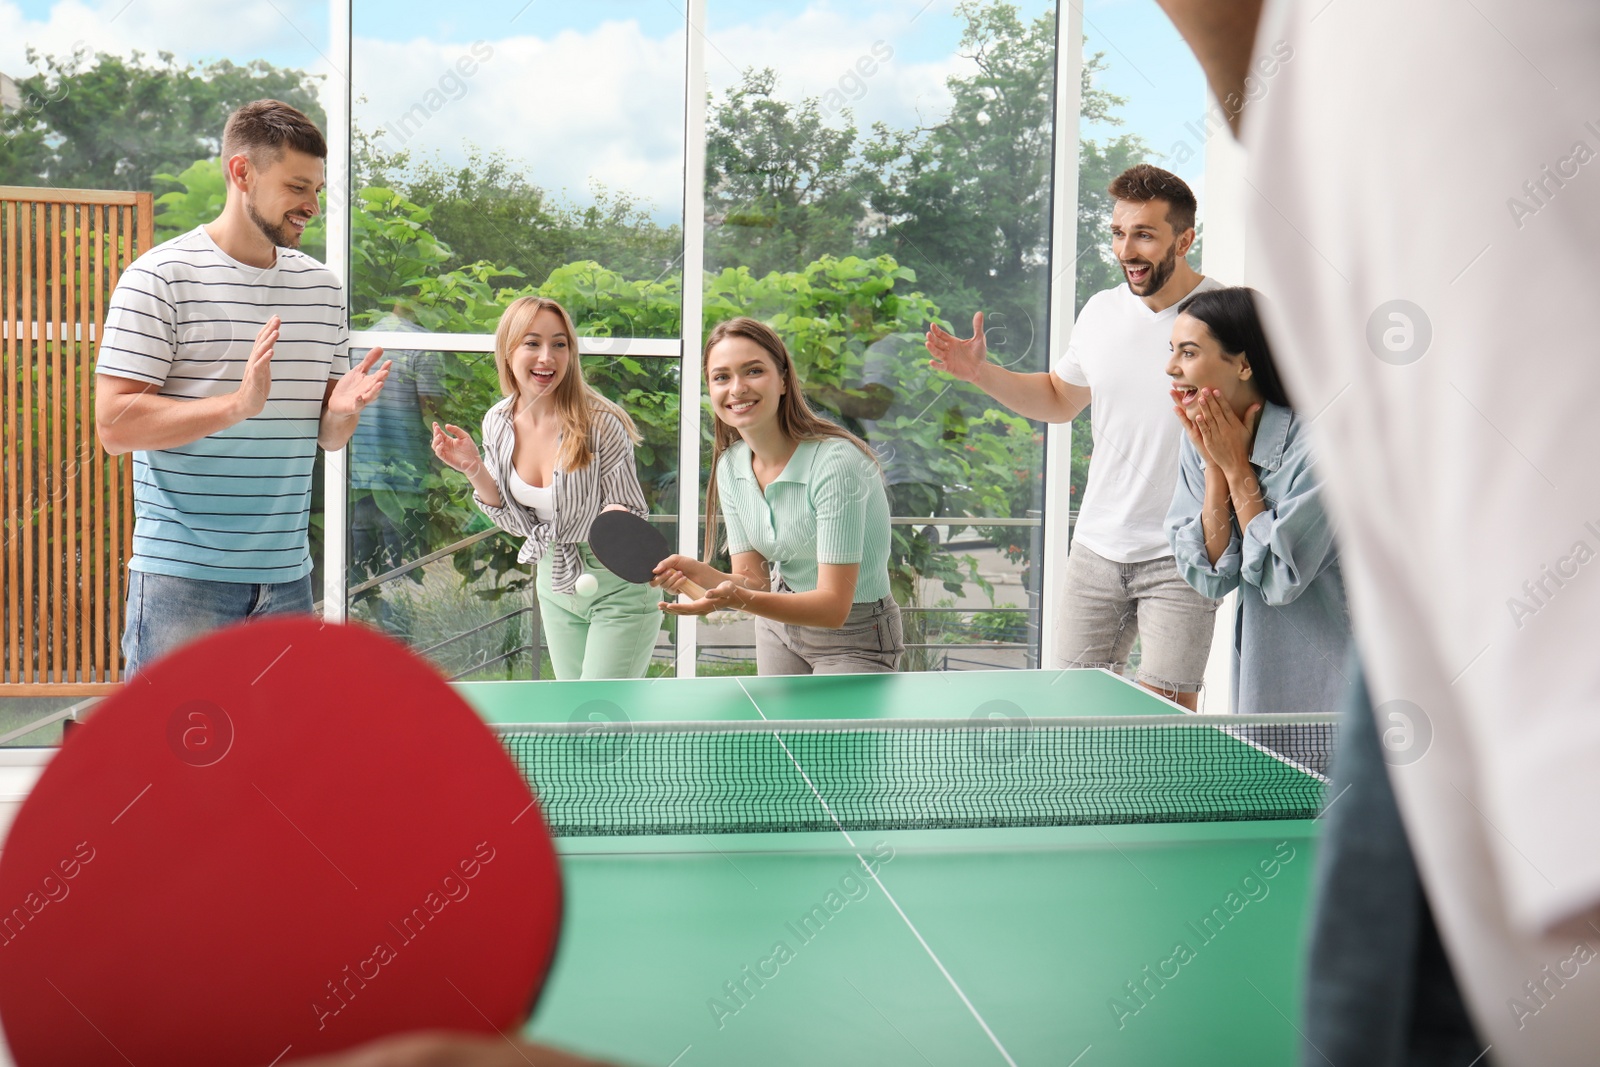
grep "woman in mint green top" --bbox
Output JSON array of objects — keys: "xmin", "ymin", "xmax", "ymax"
[{"xmin": 654, "ymin": 317, "xmax": 902, "ymax": 674}]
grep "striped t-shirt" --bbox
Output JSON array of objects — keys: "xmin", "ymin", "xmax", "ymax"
[
  {"xmin": 718, "ymin": 437, "xmax": 892, "ymax": 602},
  {"xmin": 95, "ymin": 227, "xmax": 349, "ymax": 583}
]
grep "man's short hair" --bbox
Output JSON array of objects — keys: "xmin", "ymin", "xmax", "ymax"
[
  {"xmin": 1108, "ymin": 164, "xmax": 1197, "ymax": 235},
  {"xmin": 220, "ymin": 100, "xmax": 327, "ymax": 170}
]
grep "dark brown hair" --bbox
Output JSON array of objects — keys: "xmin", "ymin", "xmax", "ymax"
[
  {"xmin": 1108, "ymin": 163, "xmax": 1197, "ymax": 235},
  {"xmin": 701, "ymin": 317, "xmax": 880, "ymax": 561},
  {"xmin": 1175, "ymin": 286, "xmax": 1293, "ymax": 410},
  {"xmin": 221, "ymin": 99, "xmax": 327, "ymax": 167}
]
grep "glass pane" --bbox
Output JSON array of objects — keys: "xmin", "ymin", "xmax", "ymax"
[
  {"xmin": 345, "ymin": 348, "xmax": 680, "ymax": 679},
  {"xmin": 1076, "ymin": 4, "xmax": 1210, "ymax": 287},
  {"xmin": 346, "ymin": 3, "xmax": 687, "ymax": 677},
  {"xmin": 349, "ymin": 1, "xmax": 687, "ymax": 336},
  {"xmin": 699, "ymin": 0, "xmax": 1059, "ymax": 671},
  {"xmin": 1074, "ymin": 2, "xmax": 1209, "ymax": 502}
]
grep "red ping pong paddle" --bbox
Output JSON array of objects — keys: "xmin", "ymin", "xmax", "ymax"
[
  {"xmin": 0, "ymin": 617, "xmax": 563, "ymax": 1067},
  {"xmin": 588, "ymin": 509, "xmax": 708, "ymax": 598}
]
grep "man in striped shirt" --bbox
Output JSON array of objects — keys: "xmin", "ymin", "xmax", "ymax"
[{"xmin": 94, "ymin": 99, "xmax": 389, "ymax": 675}]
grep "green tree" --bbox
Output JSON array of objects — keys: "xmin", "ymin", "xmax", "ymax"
[
  {"xmin": 705, "ymin": 68, "xmax": 875, "ymax": 279},
  {"xmin": 349, "ymin": 136, "xmax": 682, "ymax": 327},
  {"xmin": 0, "ymin": 47, "xmax": 324, "ymax": 191},
  {"xmin": 867, "ymin": 1, "xmax": 1057, "ymax": 365}
]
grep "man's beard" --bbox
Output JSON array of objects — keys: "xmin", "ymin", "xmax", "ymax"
[
  {"xmin": 247, "ymin": 196, "xmax": 302, "ymax": 249},
  {"xmin": 1124, "ymin": 240, "xmax": 1179, "ymax": 296}
]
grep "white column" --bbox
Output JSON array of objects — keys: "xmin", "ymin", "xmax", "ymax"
[
  {"xmin": 1040, "ymin": 0, "xmax": 1084, "ymax": 668},
  {"xmin": 1198, "ymin": 88, "xmax": 1251, "ymax": 710},
  {"xmin": 1201, "ymin": 90, "xmax": 1250, "ymax": 285},
  {"xmin": 321, "ymin": 0, "xmax": 354, "ymax": 622},
  {"xmin": 675, "ymin": 0, "xmax": 708, "ymax": 677}
]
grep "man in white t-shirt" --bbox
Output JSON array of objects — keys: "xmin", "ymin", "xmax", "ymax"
[
  {"xmin": 928, "ymin": 165, "xmax": 1222, "ymax": 708},
  {"xmin": 1160, "ymin": 1, "xmax": 1600, "ymax": 1063}
]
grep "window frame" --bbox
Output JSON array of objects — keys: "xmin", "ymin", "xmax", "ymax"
[{"xmin": 321, "ymin": 0, "xmax": 1085, "ymax": 674}]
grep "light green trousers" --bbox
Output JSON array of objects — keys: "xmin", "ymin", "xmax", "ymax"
[{"xmin": 536, "ymin": 545, "xmax": 661, "ymax": 680}]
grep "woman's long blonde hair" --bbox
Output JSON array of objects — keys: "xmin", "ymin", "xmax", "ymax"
[
  {"xmin": 701, "ymin": 317, "xmax": 880, "ymax": 561},
  {"xmin": 493, "ymin": 296, "xmax": 639, "ymax": 470}
]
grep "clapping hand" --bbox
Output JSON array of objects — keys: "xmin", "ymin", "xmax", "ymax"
[
  {"xmin": 328, "ymin": 347, "xmax": 391, "ymax": 417},
  {"xmin": 234, "ymin": 316, "xmax": 279, "ymax": 419}
]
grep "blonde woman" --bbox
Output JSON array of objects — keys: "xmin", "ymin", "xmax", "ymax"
[
  {"xmin": 654, "ymin": 317, "xmax": 902, "ymax": 675},
  {"xmin": 431, "ymin": 297, "xmax": 658, "ymax": 679}
]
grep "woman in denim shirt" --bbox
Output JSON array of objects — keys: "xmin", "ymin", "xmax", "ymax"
[{"xmin": 1165, "ymin": 287, "xmax": 1352, "ymax": 724}]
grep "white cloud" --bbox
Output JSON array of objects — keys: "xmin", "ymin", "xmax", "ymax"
[
  {"xmin": 351, "ymin": 11, "xmax": 971, "ymax": 220},
  {"xmin": 705, "ymin": 6, "xmax": 969, "ymax": 135},
  {"xmin": 0, "ymin": 0, "xmax": 338, "ymax": 82},
  {"xmin": 355, "ymin": 21, "xmax": 687, "ymax": 216},
  {"xmin": 2, "ymin": 0, "xmax": 977, "ymax": 220}
]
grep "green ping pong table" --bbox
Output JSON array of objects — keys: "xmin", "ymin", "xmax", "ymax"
[{"xmin": 458, "ymin": 669, "xmax": 1332, "ymax": 1067}]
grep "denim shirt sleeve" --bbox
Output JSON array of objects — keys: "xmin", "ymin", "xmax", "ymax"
[
  {"xmin": 1166, "ymin": 436, "xmax": 1241, "ymax": 599},
  {"xmin": 1239, "ymin": 435, "xmax": 1337, "ymax": 606}
]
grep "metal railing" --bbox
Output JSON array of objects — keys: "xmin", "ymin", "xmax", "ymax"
[
  {"xmin": 343, "ymin": 521, "xmax": 1047, "ymax": 680},
  {"xmin": 345, "ymin": 513, "xmax": 1055, "ymax": 599}
]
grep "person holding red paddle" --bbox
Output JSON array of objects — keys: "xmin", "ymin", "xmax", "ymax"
[
  {"xmin": 653, "ymin": 317, "xmax": 902, "ymax": 675},
  {"xmin": 431, "ymin": 297, "xmax": 659, "ymax": 680}
]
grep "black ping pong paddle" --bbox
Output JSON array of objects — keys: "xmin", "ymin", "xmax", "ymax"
[{"xmin": 587, "ymin": 510, "xmax": 708, "ymax": 598}]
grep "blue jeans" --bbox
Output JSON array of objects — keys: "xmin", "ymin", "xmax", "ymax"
[
  {"xmin": 1302, "ymin": 660, "xmax": 1482, "ymax": 1065},
  {"xmin": 121, "ymin": 570, "xmax": 314, "ymax": 677}
]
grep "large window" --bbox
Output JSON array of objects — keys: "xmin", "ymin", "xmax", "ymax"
[
  {"xmin": 697, "ymin": 0, "xmax": 1060, "ymax": 672},
  {"xmin": 0, "ymin": 0, "xmax": 336, "ymax": 727},
  {"xmin": 344, "ymin": 2, "xmax": 687, "ymax": 678},
  {"xmin": 0, "ymin": 0, "xmax": 1211, "ymax": 695}
]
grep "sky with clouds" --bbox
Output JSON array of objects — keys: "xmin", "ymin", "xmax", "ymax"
[{"xmin": 0, "ymin": 0, "xmax": 1209, "ymax": 222}]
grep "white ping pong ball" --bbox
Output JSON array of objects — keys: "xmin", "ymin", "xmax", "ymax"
[{"xmin": 574, "ymin": 573, "xmax": 599, "ymax": 597}]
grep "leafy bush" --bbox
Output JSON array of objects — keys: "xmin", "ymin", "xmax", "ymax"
[{"xmin": 154, "ymin": 166, "xmax": 1042, "ymax": 614}]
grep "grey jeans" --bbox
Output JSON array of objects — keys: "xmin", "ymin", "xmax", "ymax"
[
  {"xmin": 754, "ymin": 586, "xmax": 904, "ymax": 676},
  {"xmin": 1055, "ymin": 542, "xmax": 1220, "ymax": 693}
]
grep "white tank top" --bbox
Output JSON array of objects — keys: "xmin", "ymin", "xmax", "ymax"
[{"xmin": 507, "ymin": 467, "xmax": 556, "ymax": 522}]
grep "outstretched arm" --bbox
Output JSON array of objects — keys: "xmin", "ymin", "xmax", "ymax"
[{"xmin": 926, "ymin": 312, "xmax": 1088, "ymax": 424}]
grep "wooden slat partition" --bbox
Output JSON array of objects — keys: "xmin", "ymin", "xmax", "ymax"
[{"xmin": 1, "ymin": 186, "xmax": 154, "ymax": 696}]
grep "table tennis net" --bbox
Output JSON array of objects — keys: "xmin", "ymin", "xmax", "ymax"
[{"xmin": 493, "ymin": 714, "xmax": 1338, "ymax": 836}]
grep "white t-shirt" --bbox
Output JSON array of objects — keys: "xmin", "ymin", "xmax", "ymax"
[
  {"xmin": 507, "ymin": 467, "xmax": 557, "ymax": 523},
  {"xmin": 1054, "ymin": 275, "xmax": 1223, "ymax": 563},
  {"xmin": 1248, "ymin": 0, "xmax": 1600, "ymax": 1061}
]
